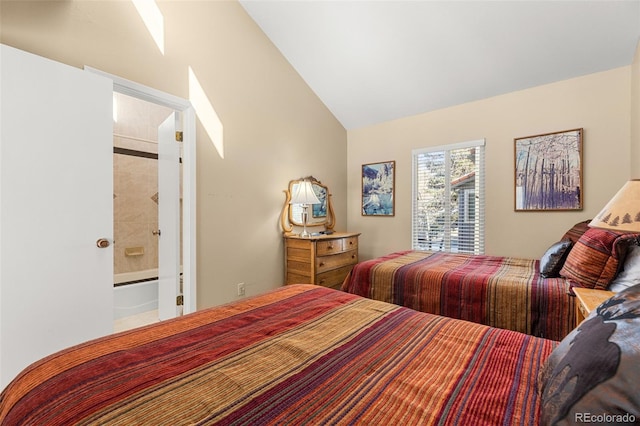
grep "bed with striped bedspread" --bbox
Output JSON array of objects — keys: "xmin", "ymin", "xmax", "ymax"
[
  {"xmin": 342, "ymin": 250, "xmax": 576, "ymax": 341},
  {"xmin": 0, "ymin": 284, "xmax": 554, "ymax": 425}
]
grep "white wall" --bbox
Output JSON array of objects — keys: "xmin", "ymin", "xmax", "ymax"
[{"xmin": 631, "ymin": 41, "xmax": 640, "ymax": 178}]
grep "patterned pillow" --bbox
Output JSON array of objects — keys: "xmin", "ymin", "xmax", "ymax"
[
  {"xmin": 559, "ymin": 228, "xmax": 639, "ymax": 290},
  {"xmin": 538, "ymin": 283, "xmax": 640, "ymax": 425},
  {"xmin": 561, "ymin": 219, "xmax": 591, "ymax": 244},
  {"xmin": 540, "ymin": 240, "xmax": 573, "ymax": 278}
]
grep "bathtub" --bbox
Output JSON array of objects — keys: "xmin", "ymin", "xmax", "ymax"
[{"xmin": 114, "ymin": 269, "xmax": 158, "ymax": 320}]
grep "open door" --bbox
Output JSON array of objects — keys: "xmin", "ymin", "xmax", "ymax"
[
  {"xmin": 0, "ymin": 45, "xmax": 113, "ymax": 389},
  {"xmin": 92, "ymin": 67, "xmax": 196, "ymax": 322},
  {"xmin": 157, "ymin": 113, "xmax": 181, "ymax": 320}
]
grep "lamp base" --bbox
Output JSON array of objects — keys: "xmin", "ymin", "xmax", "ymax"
[{"xmin": 299, "ymin": 204, "xmax": 311, "ymax": 238}]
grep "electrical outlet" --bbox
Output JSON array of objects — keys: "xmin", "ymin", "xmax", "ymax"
[{"xmin": 237, "ymin": 282, "xmax": 246, "ymax": 297}]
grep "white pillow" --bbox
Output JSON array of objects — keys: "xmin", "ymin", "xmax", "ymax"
[{"xmin": 609, "ymin": 244, "xmax": 640, "ymax": 292}]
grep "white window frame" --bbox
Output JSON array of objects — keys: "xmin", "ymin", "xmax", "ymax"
[{"xmin": 412, "ymin": 139, "xmax": 485, "ymax": 254}]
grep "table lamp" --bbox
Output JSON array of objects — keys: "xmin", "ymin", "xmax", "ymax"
[
  {"xmin": 290, "ymin": 179, "xmax": 320, "ymax": 237},
  {"xmin": 589, "ymin": 179, "xmax": 640, "ymax": 232}
]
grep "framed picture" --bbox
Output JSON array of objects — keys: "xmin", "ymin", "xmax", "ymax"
[
  {"xmin": 514, "ymin": 128, "xmax": 583, "ymax": 211},
  {"xmin": 362, "ymin": 161, "xmax": 395, "ymax": 216}
]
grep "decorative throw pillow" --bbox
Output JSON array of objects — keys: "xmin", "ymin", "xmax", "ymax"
[
  {"xmin": 540, "ymin": 240, "xmax": 573, "ymax": 278},
  {"xmin": 559, "ymin": 228, "xmax": 639, "ymax": 290},
  {"xmin": 538, "ymin": 283, "xmax": 640, "ymax": 425},
  {"xmin": 609, "ymin": 245, "xmax": 640, "ymax": 293},
  {"xmin": 560, "ymin": 219, "xmax": 591, "ymax": 244}
]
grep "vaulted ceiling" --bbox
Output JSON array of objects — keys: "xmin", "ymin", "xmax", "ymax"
[{"xmin": 240, "ymin": 1, "xmax": 640, "ymax": 130}]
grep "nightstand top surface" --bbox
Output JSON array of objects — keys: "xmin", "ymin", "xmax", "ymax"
[
  {"xmin": 285, "ymin": 231, "xmax": 360, "ymax": 240},
  {"xmin": 574, "ymin": 287, "xmax": 615, "ymax": 313}
]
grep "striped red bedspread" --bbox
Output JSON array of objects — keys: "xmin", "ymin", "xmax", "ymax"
[
  {"xmin": 0, "ymin": 285, "xmax": 554, "ymax": 425},
  {"xmin": 342, "ymin": 250, "xmax": 575, "ymax": 341}
]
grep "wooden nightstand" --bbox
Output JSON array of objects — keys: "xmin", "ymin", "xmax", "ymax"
[
  {"xmin": 284, "ymin": 232, "xmax": 360, "ymax": 289},
  {"xmin": 573, "ymin": 287, "xmax": 615, "ymax": 324}
]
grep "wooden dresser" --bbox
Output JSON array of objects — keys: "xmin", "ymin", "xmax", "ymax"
[{"xmin": 284, "ymin": 232, "xmax": 360, "ymax": 289}]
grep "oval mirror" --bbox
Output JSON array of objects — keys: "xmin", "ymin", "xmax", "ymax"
[{"xmin": 280, "ymin": 176, "xmax": 335, "ymax": 235}]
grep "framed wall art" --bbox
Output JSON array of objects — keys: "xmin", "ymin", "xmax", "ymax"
[
  {"xmin": 514, "ymin": 128, "xmax": 583, "ymax": 211},
  {"xmin": 362, "ymin": 160, "xmax": 395, "ymax": 216}
]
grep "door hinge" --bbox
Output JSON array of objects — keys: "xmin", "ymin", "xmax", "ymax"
[
  {"xmin": 175, "ymin": 131, "xmax": 183, "ymax": 142},
  {"xmin": 176, "ymin": 295, "xmax": 184, "ymax": 306}
]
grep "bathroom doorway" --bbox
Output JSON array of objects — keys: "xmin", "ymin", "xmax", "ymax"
[
  {"xmin": 85, "ymin": 66, "xmax": 197, "ymax": 331},
  {"xmin": 112, "ymin": 92, "xmax": 179, "ymax": 331}
]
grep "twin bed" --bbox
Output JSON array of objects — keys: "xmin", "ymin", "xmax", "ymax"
[
  {"xmin": 342, "ymin": 250, "xmax": 574, "ymax": 341},
  {"xmin": 1, "ymin": 285, "xmax": 555, "ymax": 425},
  {"xmin": 2, "ymin": 283, "xmax": 639, "ymax": 425},
  {"xmin": 342, "ymin": 221, "xmax": 640, "ymax": 341}
]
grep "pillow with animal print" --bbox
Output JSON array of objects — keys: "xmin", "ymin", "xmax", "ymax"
[{"xmin": 538, "ymin": 283, "xmax": 640, "ymax": 425}]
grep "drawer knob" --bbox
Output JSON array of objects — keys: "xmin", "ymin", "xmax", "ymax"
[
  {"xmin": 328, "ymin": 245, "xmax": 334, "ymax": 249},
  {"xmin": 349, "ymin": 241, "xmax": 353, "ymax": 245},
  {"xmin": 351, "ymin": 254, "xmax": 356, "ymax": 259},
  {"xmin": 319, "ymin": 262, "xmax": 325, "ymax": 267}
]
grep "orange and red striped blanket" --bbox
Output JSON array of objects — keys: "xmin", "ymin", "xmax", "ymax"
[
  {"xmin": 0, "ymin": 285, "xmax": 554, "ymax": 425},
  {"xmin": 342, "ymin": 250, "xmax": 575, "ymax": 341}
]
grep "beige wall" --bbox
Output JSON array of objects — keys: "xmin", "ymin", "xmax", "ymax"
[
  {"xmin": 0, "ymin": 1, "xmax": 347, "ymax": 308},
  {"xmin": 2, "ymin": 0, "xmax": 637, "ymax": 304},
  {"xmin": 632, "ymin": 41, "xmax": 640, "ymax": 178},
  {"xmin": 348, "ymin": 68, "xmax": 633, "ymax": 260}
]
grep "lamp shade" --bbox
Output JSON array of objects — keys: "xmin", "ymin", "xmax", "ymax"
[
  {"xmin": 589, "ymin": 179, "xmax": 640, "ymax": 232},
  {"xmin": 290, "ymin": 180, "xmax": 320, "ymax": 205}
]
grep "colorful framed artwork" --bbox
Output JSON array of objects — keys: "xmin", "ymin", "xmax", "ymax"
[
  {"xmin": 362, "ymin": 161, "xmax": 395, "ymax": 216},
  {"xmin": 514, "ymin": 128, "xmax": 583, "ymax": 211}
]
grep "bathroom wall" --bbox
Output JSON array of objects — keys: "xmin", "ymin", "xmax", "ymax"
[{"xmin": 113, "ymin": 93, "xmax": 174, "ymax": 278}]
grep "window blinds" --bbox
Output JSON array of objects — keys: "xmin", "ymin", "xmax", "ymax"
[{"xmin": 412, "ymin": 139, "xmax": 485, "ymax": 254}]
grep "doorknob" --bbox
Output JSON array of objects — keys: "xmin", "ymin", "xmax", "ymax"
[
  {"xmin": 152, "ymin": 230, "xmax": 161, "ymax": 236},
  {"xmin": 96, "ymin": 238, "xmax": 111, "ymax": 248}
]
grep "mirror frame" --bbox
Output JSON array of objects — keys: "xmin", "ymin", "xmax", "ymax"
[{"xmin": 280, "ymin": 176, "xmax": 335, "ymax": 235}]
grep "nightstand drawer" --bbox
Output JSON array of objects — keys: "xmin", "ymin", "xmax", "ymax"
[
  {"xmin": 316, "ymin": 249, "xmax": 358, "ymax": 273},
  {"xmin": 316, "ymin": 238, "xmax": 344, "ymax": 255},
  {"xmin": 344, "ymin": 237, "xmax": 358, "ymax": 251}
]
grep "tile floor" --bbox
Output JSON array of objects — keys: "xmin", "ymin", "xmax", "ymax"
[{"xmin": 113, "ymin": 310, "xmax": 159, "ymax": 333}]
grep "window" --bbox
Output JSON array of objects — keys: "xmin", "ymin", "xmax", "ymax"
[{"xmin": 412, "ymin": 140, "xmax": 485, "ymax": 254}]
